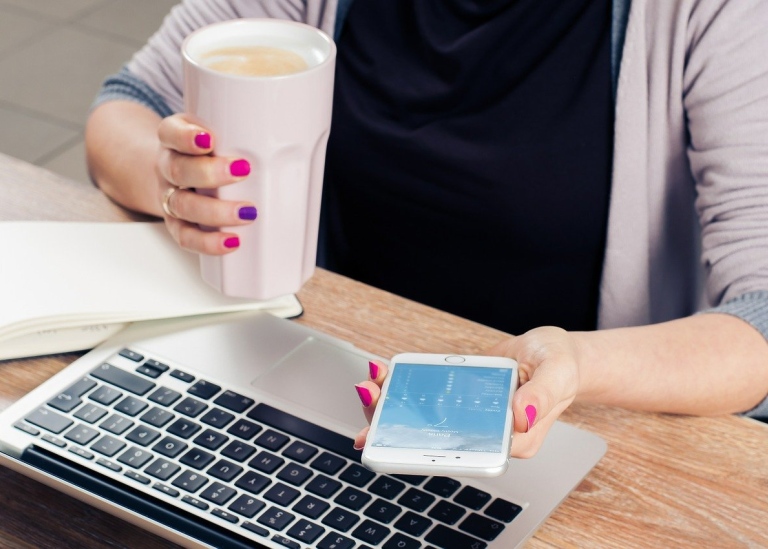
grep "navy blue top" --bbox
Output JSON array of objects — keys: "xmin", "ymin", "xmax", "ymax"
[{"xmin": 322, "ymin": 0, "xmax": 613, "ymax": 334}]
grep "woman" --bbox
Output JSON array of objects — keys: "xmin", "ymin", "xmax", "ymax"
[{"xmin": 85, "ymin": 0, "xmax": 768, "ymax": 458}]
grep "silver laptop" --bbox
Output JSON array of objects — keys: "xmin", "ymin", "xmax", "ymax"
[{"xmin": 0, "ymin": 312, "xmax": 606, "ymax": 549}]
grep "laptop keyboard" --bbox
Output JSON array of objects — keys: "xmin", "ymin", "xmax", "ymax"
[{"xmin": 15, "ymin": 348, "xmax": 524, "ymax": 548}]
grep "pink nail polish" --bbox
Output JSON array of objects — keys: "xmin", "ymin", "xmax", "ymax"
[
  {"xmin": 355, "ymin": 385, "xmax": 372, "ymax": 407},
  {"xmin": 525, "ymin": 405, "xmax": 537, "ymax": 432},
  {"xmin": 353, "ymin": 443, "xmax": 364, "ymax": 451},
  {"xmin": 194, "ymin": 132, "xmax": 211, "ymax": 149},
  {"xmin": 224, "ymin": 236, "xmax": 240, "ymax": 249},
  {"xmin": 230, "ymin": 159, "xmax": 250, "ymax": 177},
  {"xmin": 369, "ymin": 361, "xmax": 379, "ymax": 380}
]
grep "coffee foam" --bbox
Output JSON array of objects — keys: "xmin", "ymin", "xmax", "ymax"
[{"xmin": 201, "ymin": 46, "xmax": 308, "ymax": 77}]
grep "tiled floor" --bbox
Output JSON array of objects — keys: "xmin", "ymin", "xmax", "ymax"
[{"xmin": 0, "ymin": 0, "xmax": 178, "ymax": 185}]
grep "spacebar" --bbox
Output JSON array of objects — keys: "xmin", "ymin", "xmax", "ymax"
[{"xmin": 247, "ymin": 403, "xmax": 360, "ymax": 462}]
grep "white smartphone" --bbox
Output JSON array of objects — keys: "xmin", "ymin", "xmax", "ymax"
[{"xmin": 362, "ymin": 353, "xmax": 518, "ymax": 478}]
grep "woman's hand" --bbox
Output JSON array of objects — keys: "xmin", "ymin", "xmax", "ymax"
[
  {"xmin": 156, "ymin": 113, "xmax": 258, "ymax": 255},
  {"xmin": 353, "ymin": 326, "xmax": 582, "ymax": 459}
]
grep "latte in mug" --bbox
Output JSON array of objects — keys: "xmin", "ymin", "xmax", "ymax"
[{"xmin": 201, "ymin": 46, "xmax": 308, "ymax": 77}]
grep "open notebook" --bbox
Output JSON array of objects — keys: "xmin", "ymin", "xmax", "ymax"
[{"xmin": 0, "ymin": 312, "xmax": 606, "ymax": 548}]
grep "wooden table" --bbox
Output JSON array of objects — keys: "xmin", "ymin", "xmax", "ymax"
[{"xmin": 1, "ymin": 152, "xmax": 767, "ymax": 548}]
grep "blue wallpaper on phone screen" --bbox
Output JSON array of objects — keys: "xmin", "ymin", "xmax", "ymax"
[{"xmin": 370, "ymin": 363, "xmax": 512, "ymax": 453}]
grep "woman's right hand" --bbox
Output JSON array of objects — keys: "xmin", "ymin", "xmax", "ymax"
[{"xmin": 156, "ymin": 113, "xmax": 258, "ymax": 255}]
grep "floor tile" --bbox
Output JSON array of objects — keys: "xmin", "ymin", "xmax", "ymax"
[
  {"xmin": 40, "ymin": 140, "xmax": 91, "ymax": 185},
  {"xmin": 0, "ymin": 26, "xmax": 136, "ymax": 125},
  {"xmin": 0, "ymin": 0, "xmax": 107, "ymax": 21},
  {"xmin": 76, "ymin": 0, "xmax": 179, "ymax": 45},
  {"xmin": 0, "ymin": 106, "xmax": 80, "ymax": 163},
  {"xmin": 0, "ymin": 8, "xmax": 55, "ymax": 58}
]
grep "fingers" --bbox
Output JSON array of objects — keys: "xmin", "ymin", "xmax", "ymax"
[{"xmin": 353, "ymin": 360, "xmax": 389, "ymax": 450}]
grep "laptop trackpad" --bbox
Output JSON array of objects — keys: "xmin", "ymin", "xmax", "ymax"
[{"xmin": 250, "ymin": 337, "xmax": 371, "ymax": 434}]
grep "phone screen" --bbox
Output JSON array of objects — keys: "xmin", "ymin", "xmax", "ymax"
[{"xmin": 370, "ymin": 363, "xmax": 513, "ymax": 453}]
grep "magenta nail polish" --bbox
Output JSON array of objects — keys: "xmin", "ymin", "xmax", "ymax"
[
  {"xmin": 224, "ymin": 236, "xmax": 240, "ymax": 249},
  {"xmin": 238, "ymin": 206, "xmax": 257, "ymax": 220},
  {"xmin": 369, "ymin": 361, "xmax": 379, "ymax": 380},
  {"xmin": 194, "ymin": 132, "xmax": 211, "ymax": 149},
  {"xmin": 355, "ymin": 385, "xmax": 372, "ymax": 407},
  {"xmin": 230, "ymin": 159, "xmax": 251, "ymax": 177},
  {"xmin": 525, "ymin": 405, "xmax": 537, "ymax": 432}
]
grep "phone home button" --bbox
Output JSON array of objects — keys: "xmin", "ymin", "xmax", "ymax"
[{"xmin": 444, "ymin": 356, "xmax": 465, "ymax": 364}]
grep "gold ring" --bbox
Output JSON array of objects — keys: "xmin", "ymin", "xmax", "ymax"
[{"xmin": 161, "ymin": 186, "xmax": 183, "ymax": 218}]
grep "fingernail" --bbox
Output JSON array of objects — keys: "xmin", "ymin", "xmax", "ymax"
[
  {"xmin": 353, "ymin": 443, "xmax": 364, "ymax": 451},
  {"xmin": 238, "ymin": 206, "xmax": 257, "ymax": 220},
  {"xmin": 224, "ymin": 236, "xmax": 240, "ymax": 249},
  {"xmin": 230, "ymin": 159, "xmax": 250, "ymax": 177},
  {"xmin": 525, "ymin": 405, "xmax": 537, "ymax": 432},
  {"xmin": 194, "ymin": 132, "xmax": 211, "ymax": 149},
  {"xmin": 355, "ymin": 384, "xmax": 372, "ymax": 407},
  {"xmin": 369, "ymin": 361, "xmax": 379, "ymax": 380}
]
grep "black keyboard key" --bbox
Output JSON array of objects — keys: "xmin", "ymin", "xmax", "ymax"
[
  {"xmin": 211, "ymin": 509, "xmax": 239, "ymax": 523},
  {"xmin": 199, "ymin": 482, "xmax": 236, "ymax": 505},
  {"xmin": 200, "ymin": 408, "xmax": 235, "ymax": 428},
  {"xmin": 145, "ymin": 359, "xmax": 169, "ymax": 373},
  {"xmin": 208, "ymin": 459, "xmax": 243, "ymax": 482},
  {"xmin": 282, "ymin": 440, "xmax": 318, "ymax": 463},
  {"xmin": 153, "ymin": 436, "xmax": 188, "ymax": 458},
  {"xmin": 144, "ymin": 457, "xmax": 181, "ymax": 481},
  {"xmin": 459, "ymin": 513, "xmax": 505, "ymax": 541},
  {"xmin": 166, "ymin": 417, "xmax": 201, "ymax": 439},
  {"xmin": 227, "ymin": 418, "xmax": 262, "ymax": 440},
  {"xmin": 118, "ymin": 349, "xmax": 143, "ymax": 362},
  {"xmin": 14, "ymin": 422, "xmax": 39, "ymax": 436},
  {"xmin": 271, "ymin": 535, "xmax": 299, "ymax": 549},
  {"xmin": 321, "ymin": 507, "xmax": 359, "ymax": 533},
  {"xmin": 88, "ymin": 385, "xmax": 122, "ymax": 406},
  {"xmin": 369, "ymin": 476, "xmax": 406, "ymax": 500},
  {"xmin": 334, "ymin": 486, "xmax": 371, "ymax": 511},
  {"xmin": 235, "ymin": 471, "xmax": 271, "ymax": 495},
  {"xmin": 384, "ymin": 533, "xmax": 421, "ymax": 549},
  {"xmin": 140, "ymin": 407, "xmax": 174, "ymax": 428},
  {"xmin": 263, "ymin": 482, "xmax": 301, "ymax": 506},
  {"xmin": 114, "ymin": 396, "xmax": 148, "ymax": 417},
  {"xmin": 188, "ymin": 380, "xmax": 221, "ymax": 400},
  {"xmin": 484, "ymin": 498, "xmax": 523, "ymax": 523},
  {"xmin": 429, "ymin": 500, "xmax": 466, "ymax": 525},
  {"xmin": 117, "ymin": 446, "xmax": 153, "ymax": 469},
  {"xmin": 136, "ymin": 365, "xmax": 163, "ymax": 378},
  {"xmin": 170, "ymin": 369, "xmax": 195, "ymax": 383},
  {"xmin": 351, "ymin": 519, "xmax": 390, "ymax": 545},
  {"xmin": 221, "ymin": 440, "xmax": 257, "ymax": 462},
  {"xmin": 172, "ymin": 470, "xmax": 209, "ymax": 493},
  {"xmin": 454, "ymin": 486, "xmax": 492, "ymax": 511},
  {"xmin": 305, "ymin": 474, "xmax": 342, "ymax": 498},
  {"xmin": 96, "ymin": 457, "xmax": 121, "ymax": 472},
  {"xmin": 249, "ymin": 451, "xmax": 284, "ymax": 474},
  {"xmin": 241, "ymin": 521, "xmax": 269, "ymax": 537},
  {"xmin": 194, "ymin": 429, "xmax": 228, "ymax": 450},
  {"xmin": 364, "ymin": 498, "xmax": 402, "ymax": 524},
  {"xmin": 179, "ymin": 447, "xmax": 216, "ymax": 470},
  {"xmin": 91, "ymin": 434, "xmax": 126, "ymax": 457},
  {"xmin": 228, "ymin": 494, "xmax": 266, "ymax": 519},
  {"xmin": 147, "ymin": 387, "xmax": 182, "ymax": 407},
  {"xmin": 254, "ymin": 429, "xmax": 289, "ymax": 451},
  {"xmin": 91, "ymin": 363, "xmax": 155, "ymax": 395},
  {"xmin": 425, "ymin": 525, "xmax": 488, "ymax": 549},
  {"xmin": 100, "ymin": 414, "xmax": 133, "ymax": 435},
  {"xmin": 393, "ymin": 474, "xmax": 427, "ymax": 486},
  {"xmin": 25, "ymin": 407, "xmax": 73, "ymax": 434},
  {"xmin": 42, "ymin": 435, "xmax": 66, "ymax": 448},
  {"xmin": 293, "ymin": 494, "xmax": 330, "ymax": 519},
  {"xmin": 153, "ymin": 483, "xmax": 180, "ymax": 498},
  {"xmin": 214, "ymin": 390, "xmax": 255, "ymax": 413},
  {"xmin": 310, "ymin": 451, "xmax": 347, "ymax": 475},
  {"xmin": 398, "ymin": 487, "xmax": 436, "ymax": 512},
  {"xmin": 64, "ymin": 424, "xmax": 99, "ymax": 445},
  {"xmin": 339, "ymin": 463, "xmax": 375, "ymax": 487},
  {"xmin": 277, "ymin": 463, "xmax": 312, "ymax": 486},
  {"xmin": 73, "ymin": 403, "xmax": 108, "ymax": 424},
  {"xmin": 124, "ymin": 470, "xmax": 151, "ymax": 485},
  {"xmin": 424, "ymin": 477, "xmax": 461, "ymax": 498},
  {"xmin": 174, "ymin": 397, "xmax": 208, "ymax": 418},
  {"xmin": 68, "ymin": 446, "xmax": 94, "ymax": 460},
  {"xmin": 394, "ymin": 511, "xmax": 433, "ymax": 537},
  {"xmin": 126, "ymin": 425, "xmax": 161, "ymax": 446},
  {"xmin": 48, "ymin": 377, "xmax": 97, "ymax": 412},
  {"xmin": 258, "ymin": 507, "xmax": 295, "ymax": 531},
  {"xmin": 182, "ymin": 495, "xmax": 209, "ymax": 510},
  {"xmin": 317, "ymin": 532, "xmax": 355, "ymax": 549},
  {"xmin": 286, "ymin": 519, "xmax": 325, "ymax": 544}
]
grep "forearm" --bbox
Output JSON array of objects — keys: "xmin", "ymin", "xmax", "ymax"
[
  {"xmin": 85, "ymin": 101, "xmax": 164, "ymax": 217},
  {"xmin": 574, "ymin": 313, "xmax": 768, "ymax": 415}
]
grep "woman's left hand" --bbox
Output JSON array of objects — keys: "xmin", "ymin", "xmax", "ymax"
[{"xmin": 353, "ymin": 326, "xmax": 582, "ymax": 459}]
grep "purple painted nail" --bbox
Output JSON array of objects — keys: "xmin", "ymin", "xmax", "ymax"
[
  {"xmin": 525, "ymin": 405, "xmax": 537, "ymax": 432},
  {"xmin": 238, "ymin": 206, "xmax": 257, "ymax": 220},
  {"xmin": 369, "ymin": 361, "xmax": 379, "ymax": 381},
  {"xmin": 355, "ymin": 385, "xmax": 372, "ymax": 407},
  {"xmin": 194, "ymin": 132, "xmax": 211, "ymax": 149},
  {"xmin": 230, "ymin": 159, "xmax": 250, "ymax": 177},
  {"xmin": 223, "ymin": 236, "xmax": 240, "ymax": 249}
]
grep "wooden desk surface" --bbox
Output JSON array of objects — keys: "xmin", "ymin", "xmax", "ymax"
[{"xmin": 1, "ymin": 152, "xmax": 767, "ymax": 548}]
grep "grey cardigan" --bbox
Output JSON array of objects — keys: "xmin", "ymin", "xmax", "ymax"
[{"xmin": 96, "ymin": 0, "xmax": 768, "ymax": 416}]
